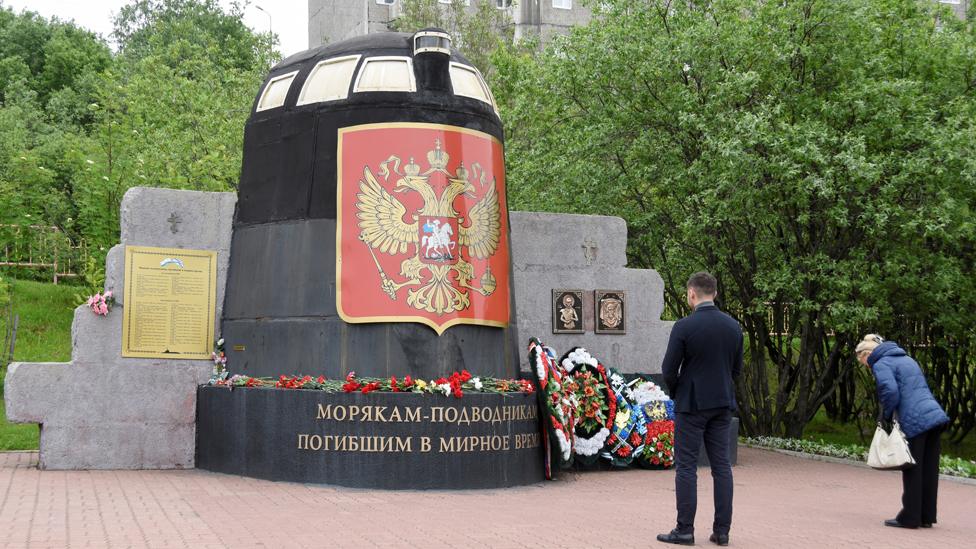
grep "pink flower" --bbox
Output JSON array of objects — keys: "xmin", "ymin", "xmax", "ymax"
[{"xmin": 104, "ymin": 290, "xmax": 113, "ymax": 299}]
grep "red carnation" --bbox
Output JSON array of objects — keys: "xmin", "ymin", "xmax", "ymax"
[{"xmin": 361, "ymin": 381, "xmax": 381, "ymax": 394}]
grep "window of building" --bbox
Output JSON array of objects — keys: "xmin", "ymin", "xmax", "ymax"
[
  {"xmin": 376, "ymin": 0, "xmax": 395, "ymax": 4},
  {"xmin": 439, "ymin": 0, "xmax": 471, "ymax": 4},
  {"xmin": 256, "ymin": 71, "xmax": 298, "ymax": 111},
  {"xmin": 496, "ymin": 0, "xmax": 511, "ymax": 7},
  {"xmin": 552, "ymin": 0, "xmax": 572, "ymax": 9},
  {"xmin": 450, "ymin": 62, "xmax": 497, "ymax": 112},
  {"xmin": 353, "ymin": 56, "xmax": 417, "ymax": 93},
  {"xmin": 297, "ymin": 55, "xmax": 361, "ymax": 106}
]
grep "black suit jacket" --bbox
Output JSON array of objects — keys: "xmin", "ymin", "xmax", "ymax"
[{"xmin": 662, "ymin": 303, "xmax": 743, "ymax": 414}]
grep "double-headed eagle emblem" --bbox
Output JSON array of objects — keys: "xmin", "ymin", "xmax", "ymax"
[{"xmin": 355, "ymin": 139, "xmax": 501, "ymax": 316}]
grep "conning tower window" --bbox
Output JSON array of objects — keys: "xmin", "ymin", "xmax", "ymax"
[
  {"xmin": 414, "ymin": 30, "xmax": 451, "ymax": 55},
  {"xmin": 449, "ymin": 63, "xmax": 497, "ymax": 111},
  {"xmin": 297, "ymin": 55, "xmax": 361, "ymax": 105},
  {"xmin": 256, "ymin": 71, "xmax": 298, "ymax": 111},
  {"xmin": 353, "ymin": 56, "xmax": 417, "ymax": 93}
]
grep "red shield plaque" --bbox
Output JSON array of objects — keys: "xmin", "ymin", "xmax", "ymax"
[{"xmin": 336, "ymin": 123, "xmax": 510, "ymax": 334}]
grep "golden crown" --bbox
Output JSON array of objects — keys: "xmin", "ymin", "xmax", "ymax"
[{"xmin": 427, "ymin": 139, "xmax": 449, "ymax": 171}]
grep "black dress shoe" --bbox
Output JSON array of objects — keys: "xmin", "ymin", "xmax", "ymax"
[
  {"xmin": 709, "ymin": 533, "xmax": 730, "ymax": 546},
  {"xmin": 921, "ymin": 523, "xmax": 933, "ymax": 528},
  {"xmin": 656, "ymin": 529, "xmax": 695, "ymax": 545},
  {"xmin": 884, "ymin": 519, "xmax": 918, "ymax": 529}
]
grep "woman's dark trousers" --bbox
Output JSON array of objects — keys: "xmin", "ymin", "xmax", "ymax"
[{"xmin": 896, "ymin": 424, "xmax": 944, "ymax": 527}]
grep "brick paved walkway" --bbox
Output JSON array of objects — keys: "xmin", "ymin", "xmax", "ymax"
[{"xmin": 0, "ymin": 447, "xmax": 973, "ymax": 548}]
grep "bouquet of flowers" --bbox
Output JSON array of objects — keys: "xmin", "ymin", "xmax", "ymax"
[
  {"xmin": 639, "ymin": 419, "xmax": 675, "ymax": 469},
  {"xmin": 86, "ymin": 291, "xmax": 115, "ymax": 316}
]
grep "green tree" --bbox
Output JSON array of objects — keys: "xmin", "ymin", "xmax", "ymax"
[
  {"xmin": 496, "ymin": 0, "xmax": 976, "ymax": 438},
  {"xmin": 72, "ymin": 0, "xmax": 277, "ymax": 254},
  {"xmin": 0, "ymin": 1, "xmax": 276, "ymax": 266},
  {"xmin": 0, "ymin": 5, "xmax": 112, "ymax": 270}
]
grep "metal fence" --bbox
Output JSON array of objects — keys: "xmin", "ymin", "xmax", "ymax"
[{"xmin": 0, "ymin": 224, "xmax": 88, "ymax": 284}]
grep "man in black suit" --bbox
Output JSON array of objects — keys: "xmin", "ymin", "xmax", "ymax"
[{"xmin": 656, "ymin": 272, "xmax": 742, "ymax": 547}]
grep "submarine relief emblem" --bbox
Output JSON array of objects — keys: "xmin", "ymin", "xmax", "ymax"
[{"xmin": 337, "ymin": 124, "xmax": 511, "ymax": 334}]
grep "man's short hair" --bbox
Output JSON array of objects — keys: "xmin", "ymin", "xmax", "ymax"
[{"xmin": 687, "ymin": 271, "xmax": 717, "ymax": 297}]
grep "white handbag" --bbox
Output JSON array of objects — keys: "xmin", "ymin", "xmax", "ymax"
[{"xmin": 867, "ymin": 416, "xmax": 916, "ymax": 471}]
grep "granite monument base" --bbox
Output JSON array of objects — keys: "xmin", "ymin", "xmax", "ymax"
[{"xmin": 196, "ymin": 387, "xmax": 545, "ymax": 489}]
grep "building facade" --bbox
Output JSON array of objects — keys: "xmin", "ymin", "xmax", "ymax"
[
  {"xmin": 308, "ymin": 0, "xmax": 592, "ymax": 48},
  {"xmin": 308, "ymin": 1, "xmax": 972, "ymax": 52},
  {"xmin": 938, "ymin": 0, "xmax": 971, "ymax": 20}
]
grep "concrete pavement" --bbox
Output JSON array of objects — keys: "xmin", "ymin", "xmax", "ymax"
[{"xmin": 0, "ymin": 447, "xmax": 973, "ymax": 548}]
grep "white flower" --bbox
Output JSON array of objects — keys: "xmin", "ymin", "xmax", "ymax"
[
  {"xmin": 683, "ymin": 63, "xmax": 691, "ymax": 73},
  {"xmin": 85, "ymin": 159, "xmax": 94, "ymax": 165},
  {"xmin": 610, "ymin": 373, "xmax": 625, "ymax": 389},
  {"xmin": 574, "ymin": 428, "xmax": 611, "ymax": 456},
  {"xmin": 217, "ymin": 338, "xmax": 224, "ymax": 347},
  {"xmin": 631, "ymin": 380, "xmax": 670, "ymax": 404},
  {"xmin": 563, "ymin": 347, "xmax": 600, "ymax": 372},
  {"xmin": 472, "ymin": 378, "xmax": 483, "ymax": 390},
  {"xmin": 534, "ymin": 353, "xmax": 547, "ymax": 380},
  {"xmin": 554, "ymin": 429, "xmax": 572, "ymax": 460},
  {"xmin": 438, "ymin": 383, "xmax": 451, "ymax": 396}
]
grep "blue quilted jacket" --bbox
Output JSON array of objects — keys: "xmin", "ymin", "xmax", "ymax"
[{"xmin": 868, "ymin": 342, "xmax": 949, "ymax": 439}]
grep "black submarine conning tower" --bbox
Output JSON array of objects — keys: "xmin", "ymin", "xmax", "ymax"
[{"xmin": 220, "ymin": 29, "xmax": 520, "ymax": 381}]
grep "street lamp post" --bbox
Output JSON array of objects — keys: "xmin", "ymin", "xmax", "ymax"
[
  {"xmin": 255, "ymin": 5, "xmax": 272, "ymax": 35},
  {"xmin": 254, "ymin": 5, "xmax": 273, "ymax": 65}
]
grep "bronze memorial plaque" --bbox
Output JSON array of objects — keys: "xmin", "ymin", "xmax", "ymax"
[
  {"xmin": 595, "ymin": 289, "xmax": 626, "ymax": 334},
  {"xmin": 552, "ymin": 289, "xmax": 584, "ymax": 334},
  {"xmin": 122, "ymin": 245, "xmax": 217, "ymax": 359}
]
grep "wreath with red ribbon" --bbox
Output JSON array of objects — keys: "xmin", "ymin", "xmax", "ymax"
[{"xmin": 528, "ymin": 338, "xmax": 575, "ymax": 478}]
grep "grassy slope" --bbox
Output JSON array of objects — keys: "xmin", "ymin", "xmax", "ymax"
[{"xmin": 0, "ymin": 278, "xmax": 77, "ymax": 450}]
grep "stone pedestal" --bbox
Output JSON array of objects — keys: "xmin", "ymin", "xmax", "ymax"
[
  {"xmin": 196, "ymin": 387, "xmax": 544, "ymax": 488},
  {"xmin": 4, "ymin": 187, "xmax": 235, "ymax": 469},
  {"xmin": 509, "ymin": 212, "xmax": 674, "ymax": 374}
]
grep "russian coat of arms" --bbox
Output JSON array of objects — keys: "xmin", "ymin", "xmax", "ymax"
[{"xmin": 336, "ymin": 123, "xmax": 511, "ymax": 334}]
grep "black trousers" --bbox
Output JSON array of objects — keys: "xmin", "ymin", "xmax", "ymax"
[
  {"xmin": 674, "ymin": 408, "xmax": 733, "ymax": 535},
  {"xmin": 896, "ymin": 424, "xmax": 944, "ymax": 527}
]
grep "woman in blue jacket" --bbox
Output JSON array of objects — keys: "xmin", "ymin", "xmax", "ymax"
[{"xmin": 855, "ymin": 334, "xmax": 950, "ymax": 529}]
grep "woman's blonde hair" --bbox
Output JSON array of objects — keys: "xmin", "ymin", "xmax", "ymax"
[{"xmin": 855, "ymin": 334, "xmax": 885, "ymax": 357}]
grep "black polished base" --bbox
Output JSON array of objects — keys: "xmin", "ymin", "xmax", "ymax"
[{"xmin": 196, "ymin": 386, "xmax": 545, "ymax": 489}]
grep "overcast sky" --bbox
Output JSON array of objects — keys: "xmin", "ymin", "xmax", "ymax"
[{"xmin": 1, "ymin": 0, "xmax": 309, "ymax": 57}]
